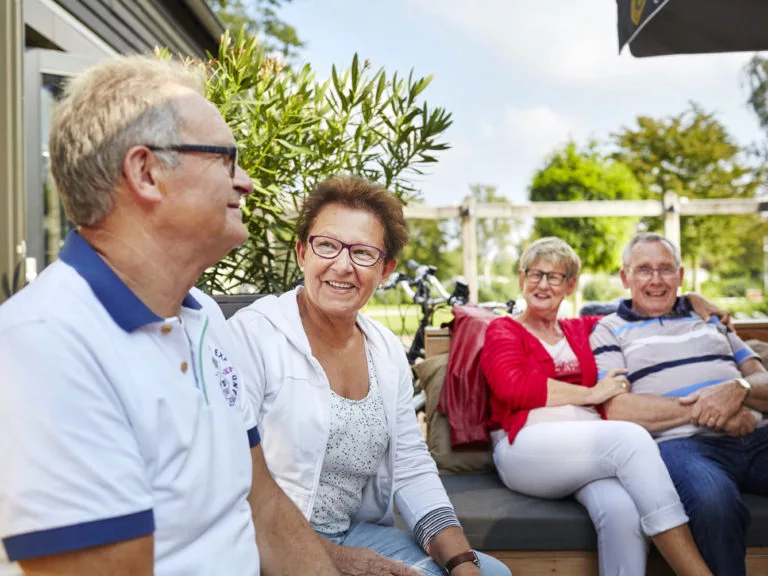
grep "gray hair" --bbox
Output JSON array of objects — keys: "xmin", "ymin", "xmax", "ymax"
[
  {"xmin": 621, "ymin": 233, "xmax": 682, "ymax": 269},
  {"xmin": 520, "ymin": 237, "xmax": 581, "ymax": 278},
  {"xmin": 49, "ymin": 55, "xmax": 206, "ymax": 226}
]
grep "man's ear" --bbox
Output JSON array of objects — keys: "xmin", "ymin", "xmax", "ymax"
[
  {"xmin": 518, "ymin": 268, "xmax": 525, "ymax": 292},
  {"xmin": 122, "ymin": 145, "xmax": 164, "ymax": 205},
  {"xmin": 620, "ymin": 268, "xmax": 630, "ymax": 289}
]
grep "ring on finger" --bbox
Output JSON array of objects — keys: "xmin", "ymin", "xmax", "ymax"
[{"xmin": 620, "ymin": 381, "xmax": 627, "ymax": 390}]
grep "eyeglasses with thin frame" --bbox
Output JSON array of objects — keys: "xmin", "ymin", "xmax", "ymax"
[
  {"xmin": 308, "ymin": 235, "xmax": 387, "ymax": 267},
  {"xmin": 146, "ymin": 144, "xmax": 239, "ymax": 178},
  {"xmin": 631, "ymin": 265, "xmax": 679, "ymax": 280},
  {"xmin": 524, "ymin": 268, "xmax": 568, "ymax": 286}
]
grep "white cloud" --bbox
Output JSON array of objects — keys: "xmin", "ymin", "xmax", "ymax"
[
  {"xmin": 501, "ymin": 106, "xmax": 579, "ymax": 159},
  {"xmin": 409, "ymin": 0, "xmax": 754, "ymax": 88}
]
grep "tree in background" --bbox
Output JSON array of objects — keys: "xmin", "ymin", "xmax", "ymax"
[
  {"xmin": 744, "ymin": 55, "xmax": 768, "ymax": 143},
  {"xmin": 614, "ymin": 104, "xmax": 765, "ymax": 292},
  {"xmin": 207, "ymin": 0, "xmax": 303, "ymax": 58},
  {"xmin": 529, "ymin": 141, "xmax": 642, "ymax": 273},
  {"xmin": 469, "ymin": 184, "xmax": 520, "ymax": 301},
  {"xmin": 180, "ymin": 31, "xmax": 452, "ymax": 294},
  {"xmin": 399, "ymin": 219, "xmax": 461, "ymax": 282}
]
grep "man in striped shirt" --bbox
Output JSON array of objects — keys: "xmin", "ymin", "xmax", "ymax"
[{"xmin": 590, "ymin": 233, "xmax": 768, "ymax": 576}]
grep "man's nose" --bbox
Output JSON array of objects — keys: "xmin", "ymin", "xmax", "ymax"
[{"xmin": 233, "ymin": 165, "xmax": 253, "ymax": 197}]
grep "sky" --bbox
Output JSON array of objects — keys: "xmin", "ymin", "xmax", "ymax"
[{"xmin": 279, "ymin": 0, "xmax": 766, "ymax": 208}]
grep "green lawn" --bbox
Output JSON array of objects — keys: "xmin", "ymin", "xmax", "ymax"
[{"xmin": 362, "ymin": 303, "xmax": 455, "ymax": 337}]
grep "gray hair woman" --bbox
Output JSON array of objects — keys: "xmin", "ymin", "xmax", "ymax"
[
  {"xmin": 230, "ymin": 176, "xmax": 510, "ymax": 576},
  {"xmin": 481, "ymin": 237, "xmax": 716, "ymax": 576}
]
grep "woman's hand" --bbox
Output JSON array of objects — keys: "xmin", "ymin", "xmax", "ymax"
[
  {"xmin": 587, "ymin": 368, "xmax": 630, "ymax": 405},
  {"xmin": 336, "ymin": 546, "xmax": 421, "ymax": 576},
  {"xmin": 686, "ymin": 293, "xmax": 733, "ymax": 329}
]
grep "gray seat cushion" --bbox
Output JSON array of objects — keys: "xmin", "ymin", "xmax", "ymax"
[
  {"xmin": 441, "ymin": 473, "xmax": 596, "ymax": 550},
  {"xmin": 438, "ymin": 473, "xmax": 768, "ymax": 550},
  {"xmin": 212, "ymin": 294, "xmax": 264, "ymax": 319}
]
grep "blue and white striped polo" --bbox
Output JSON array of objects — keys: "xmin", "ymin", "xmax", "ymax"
[{"xmin": 590, "ymin": 297, "xmax": 762, "ymax": 441}]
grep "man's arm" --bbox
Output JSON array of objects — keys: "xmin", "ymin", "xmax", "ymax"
[
  {"xmin": 0, "ymin": 324, "xmax": 156, "ymax": 574},
  {"xmin": 741, "ymin": 357, "xmax": 768, "ymax": 414},
  {"xmin": 18, "ymin": 536, "xmax": 153, "ymax": 576},
  {"xmin": 248, "ymin": 445, "xmax": 339, "ymax": 576},
  {"xmin": 602, "ymin": 393, "xmax": 692, "ymax": 432}
]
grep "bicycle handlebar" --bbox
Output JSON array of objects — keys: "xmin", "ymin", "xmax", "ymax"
[{"xmin": 379, "ymin": 261, "xmax": 514, "ymax": 313}]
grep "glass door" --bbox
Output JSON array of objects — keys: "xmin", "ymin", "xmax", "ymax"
[{"xmin": 24, "ymin": 50, "xmax": 104, "ymax": 274}]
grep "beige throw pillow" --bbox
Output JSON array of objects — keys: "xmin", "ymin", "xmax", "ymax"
[{"xmin": 415, "ymin": 354, "xmax": 494, "ymax": 475}]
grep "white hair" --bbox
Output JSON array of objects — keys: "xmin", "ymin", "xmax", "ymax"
[
  {"xmin": 621, "ymin": 233, "xmax": 682, "ymax": 269},
  {"xmin": 520, "ymin": 237, "xmax": 581, "ymax": 278}
]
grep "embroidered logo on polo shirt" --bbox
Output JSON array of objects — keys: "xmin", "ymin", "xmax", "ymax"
[{"xmin": 211, "ymin": 347, "xmax": 239, "ymax": 407}]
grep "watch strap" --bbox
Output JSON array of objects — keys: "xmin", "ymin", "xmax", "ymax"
[{"xmin": 443, "ymin": 550, "xmax": 479, "ymax": 574}]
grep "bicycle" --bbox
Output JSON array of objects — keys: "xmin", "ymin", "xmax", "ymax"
[{"xmin": 378, "ymin": 259, "xmax": 515, "ymax": 409}]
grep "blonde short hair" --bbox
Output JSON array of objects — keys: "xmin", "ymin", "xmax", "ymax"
[
  {"xmin": 520, "ymin": 237, "xmax": 581, "ymax": 278},
  {"xmin": 49, "ymin": 56, "xmax": 206, "ymax": 226}
]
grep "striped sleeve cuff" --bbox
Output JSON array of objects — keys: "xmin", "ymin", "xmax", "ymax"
[
  {"xmin": 3, "ymin": 509, "xmax": 155, "ymax": 562},
  {"xmin": 413, "ymin": 506, "xmax": 461, "ymax": 552}
]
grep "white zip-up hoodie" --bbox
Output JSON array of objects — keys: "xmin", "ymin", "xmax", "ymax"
[{"xmin": 228, "ymin": 288, "xmax": 454, "ymax": 532}]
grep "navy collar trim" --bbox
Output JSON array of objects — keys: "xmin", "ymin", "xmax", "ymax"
[
  {"xmin": 58, "ymin": 231, "xmax": 202, "ymax": 333},
  {"xmin": 616, "ymin": 296, "xmax": 691, "ymax": 322}
]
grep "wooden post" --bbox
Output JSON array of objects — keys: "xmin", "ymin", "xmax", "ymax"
[
  {"xmin": 0, "ymin": 0, "xmax": 26, "ymax": 303},
  {"xmin": 663, "ymin": 192, "xmax": 681, "ymax": 252},
  {"xmin": 461, "ymin": 194, "xmax": 479, "ymax": 303},
  {"xmin": 763, "ymin": 236, "xmax": 768, "ymax": 297}
]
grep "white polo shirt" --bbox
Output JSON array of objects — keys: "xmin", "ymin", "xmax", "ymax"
[{"xmin": 0, "ymin": 232, "xmax": 261, "ymax": 575}]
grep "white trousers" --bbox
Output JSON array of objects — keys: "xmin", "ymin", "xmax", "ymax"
[{"xmin": 493, "ymin": 420, "xmax": 689, "ymax": 576}]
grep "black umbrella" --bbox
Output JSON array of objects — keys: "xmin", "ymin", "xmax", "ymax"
[{"xmin": 618, "ymin": 0, "xmax": 768, "ymax": 57}]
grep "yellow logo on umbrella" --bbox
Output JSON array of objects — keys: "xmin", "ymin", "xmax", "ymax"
[{"xmin": 631, "ymin": 0, "xmax": 647, "ymax": 25}]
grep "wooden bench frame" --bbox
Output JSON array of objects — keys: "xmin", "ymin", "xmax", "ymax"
[{"xmin": 424, "ymin": 320, "xmax": 768, "ymax": 575}]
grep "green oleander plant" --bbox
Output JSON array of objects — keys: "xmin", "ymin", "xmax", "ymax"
[{"xmin": 164, "ymin": 30, "xmax": 452, "ymax": 294}]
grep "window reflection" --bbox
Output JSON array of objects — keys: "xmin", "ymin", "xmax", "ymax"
[{"xmin": 40, "ymin": 74, "xmax": 73, "ymax": 266}]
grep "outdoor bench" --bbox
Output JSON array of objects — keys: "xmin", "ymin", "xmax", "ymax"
[
  {"xmin": 422, "ymin": 321, "xmax": 768, "ymax": 575},
  {"xmin": 214, "ymin": 295, "xmax": 768, "ymax": 575}
]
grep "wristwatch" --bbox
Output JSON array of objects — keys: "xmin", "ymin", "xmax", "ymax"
[
  {"xmin": 735, "ymin": 377, "xmax": 752, "ymax": 402},
  {"xmin": 443, "ymin": 550, "xmax": 480, "ymax": 574}
]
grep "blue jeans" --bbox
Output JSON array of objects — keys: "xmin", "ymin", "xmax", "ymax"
[
  {"xmin": 322, "ymin": 522, "xmax": 511, "ymax": 575},
  {"xmin": 658, "ymin": 426, "xmax": 768, "ymax": 576}
]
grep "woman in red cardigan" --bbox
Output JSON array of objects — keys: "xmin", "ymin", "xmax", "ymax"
[{"xmin": 480, "ymin": 237, "xmax": 712, "ymax": 576}]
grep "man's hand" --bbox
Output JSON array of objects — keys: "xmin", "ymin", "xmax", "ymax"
[
  {"xmin": 686, "ymin": 293, "xmax": 733, "ymax": 329},
  {"xmin": 335, "ymin": 546, "xmax": 421, "ymax": 576},
  {"xmin": 721, "ymin": 407, "xmax": 758, "ymax": 437},
  {"xmin": 680, "ymin": 380, "xmax": 747, "ymax": 429}
]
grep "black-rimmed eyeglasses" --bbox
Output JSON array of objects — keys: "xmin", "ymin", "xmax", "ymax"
[
  {"xmin": 524, "ymin": 269, "xmax": 568, "ymax": 286},
  {"xmin": 146, "ymin": 144, "xmax": 238, "ymax": 178},
  {"xmin": 308, "ymin": 235, "xmax": 386, "ymax": 267}
]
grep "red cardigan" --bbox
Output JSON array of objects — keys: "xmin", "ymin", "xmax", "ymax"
[{"xmin": 479, "ymin": 315, "xmax": 605, "ymax": 444}]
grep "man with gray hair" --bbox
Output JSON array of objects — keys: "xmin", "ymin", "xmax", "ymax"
[
  {"xmin": 0, "ymin": 56, "xmax": 338, "ymax": 576},
  {"xmin": 590, "ymin": 232, "xmax": 768, "ymax": 576}
]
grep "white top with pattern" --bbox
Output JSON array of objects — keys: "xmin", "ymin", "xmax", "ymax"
[
  {"xmin": 493, "ymin": 336, "xmax": 600, "ymax": 447},
  {"xmin": 310, "ymin": 339, "xmax": 390, "ymax": 535},
  {"xmin": 525, "ymin": 337, "xmax": 599, "ymax": 428}
]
